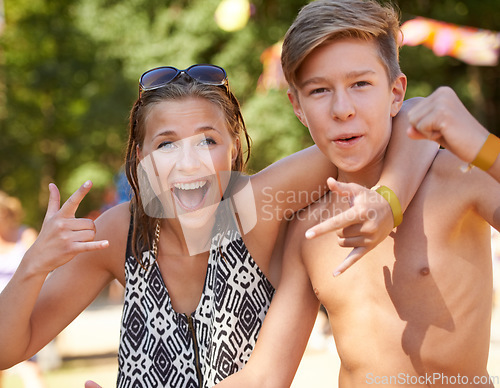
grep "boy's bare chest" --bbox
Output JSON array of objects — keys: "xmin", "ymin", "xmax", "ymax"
[{"xmin": 301, "ymin": 182, "xmax": 490, "ymax": 314}]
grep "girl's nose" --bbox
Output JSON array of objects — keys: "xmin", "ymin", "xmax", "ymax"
[{"xmin": 176, "ymin": 144, "xmax": 202, "ymax": 173}]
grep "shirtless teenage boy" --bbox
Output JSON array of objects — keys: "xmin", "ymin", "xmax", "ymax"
[{"xmin": 224, "ymin": 0, "xmax": 500, "ymax": 386}]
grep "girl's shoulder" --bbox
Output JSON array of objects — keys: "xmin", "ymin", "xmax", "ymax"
[
  {"xmin": 92, "ymin": 202, "xmax": 132, "ymax": 280},
  {"xmin": 94, "ymin": 202, "xmax": 132, "ymax": 250}
]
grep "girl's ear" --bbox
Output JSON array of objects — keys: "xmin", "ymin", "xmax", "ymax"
[
  {"xmin": 232, "ymin": 138, "xmax": 241, "ymax": 166},
  {"xmin": 287, "ymin": 89, "xmax": 308, "ymax": 127},
  {"xmin": 136, "ymin": 144, "xmax": 143, "ymax": 161},
  {"xmin": 390, "ymin": 74, "xmax": 407, "ymax": 117}
]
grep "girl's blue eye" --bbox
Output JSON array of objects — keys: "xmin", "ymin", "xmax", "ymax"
[
  {"xmin": 199, "ymin": 138, "xmax": 216, "ymax": 147},
  {"xmin": 158, "ymin": 141, "xmax": 176, "ymax": 151}
]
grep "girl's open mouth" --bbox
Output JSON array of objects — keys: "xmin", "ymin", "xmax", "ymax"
[{"xmin": 171, "ymin": 180, "xmax": 211, "ymax": 211}]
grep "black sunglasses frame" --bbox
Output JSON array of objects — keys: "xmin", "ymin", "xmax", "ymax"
[{"xmin": 139, "ymin": 64, "xmax": 228, "ymax": 96}]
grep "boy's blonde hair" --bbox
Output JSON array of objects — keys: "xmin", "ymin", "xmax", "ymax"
[{"xmin": 281, "ymin": 0, "xmax": 402, "ymax": 91}]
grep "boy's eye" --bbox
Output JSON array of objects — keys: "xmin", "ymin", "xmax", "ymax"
[
  {"xmin": 310, "ymin": 87, "xmax": 328, "ymax": 95},
  {"xmin": 354, "ymin": 81, "xmax": 370, "ymax": 88}
]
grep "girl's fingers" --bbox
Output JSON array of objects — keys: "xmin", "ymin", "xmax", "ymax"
[
  {"xmin": 75, "ymin": 240, "xmax": 109, "ymax": 253},
  {"xmin": 44, "ymin": 183, "xmax": 61, "ymax": 221},
  {"xmin": 67, "ymin": 218, "xmax": 97, "ymax": 233},
  {"xmin": 70, "ymin": 229, "xmax": 97, "ymax": 243},
  {"xmin": 60, "ymin": 181, "xmax": 93, "ymax": 218}
]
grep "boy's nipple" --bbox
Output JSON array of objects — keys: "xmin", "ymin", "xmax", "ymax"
[{"xmin": 420, "ymin": 267, "xmax": 430, "ymax": 276}]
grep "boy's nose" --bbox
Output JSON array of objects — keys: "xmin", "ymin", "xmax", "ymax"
[{"xmin": 331, "ymin": 92, "xmax": 355, "ymax": 121}]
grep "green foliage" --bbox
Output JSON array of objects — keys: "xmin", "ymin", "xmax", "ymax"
[
  {"xmin": 0, "ymin": 0, "xmax": 498, "ymax": 227},
  {"xmin": 243, "ymin": 89, "xmax": 314, "ymax": 174}
]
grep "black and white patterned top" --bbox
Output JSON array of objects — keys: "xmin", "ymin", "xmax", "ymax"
[{"xmin": 117, "ymin": 227, "xmax": 275, "ymax": 388}]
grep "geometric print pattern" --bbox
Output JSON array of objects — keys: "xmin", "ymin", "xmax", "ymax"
[{"xmin": 117, "ymin": 227, "xmax": 275, "ymax": 388}]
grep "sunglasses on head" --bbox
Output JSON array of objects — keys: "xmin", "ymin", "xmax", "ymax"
[{"xmin": 139, "ymin": 64, "xmax": 228, "ymax": 96}]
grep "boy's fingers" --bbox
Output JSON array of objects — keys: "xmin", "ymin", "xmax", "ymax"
[
  {"xmin": 60, "ymin": 181, "xmax": 93, "ymax": 218},
  {"xmin": 407, "ymin": 126, "xmax": 427, "ymax": 140},
  {"xmin": 337, "ymin": 235, "xmax": 370, "ymax": 248},
  {"xmin": 305, "ymin": 178, "xmax": 363, "ymax": 239},
  {"xmin": 327, "ymin": 177, "xmax": 361, "ymax": 198},
  {"xmin": 44, "ymin": 183, "xmax": 61, "ymax": 220},
  {"xmin": 333, "ymin": 246, "xmax": 368, "ymax": 276},
  {"xmin": 305, "ymin": 207, "xmax": 360, "ymax": 239}
]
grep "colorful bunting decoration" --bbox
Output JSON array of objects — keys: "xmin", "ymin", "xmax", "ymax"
[{"xmin": 401, "ymin": 16, "xmax": 500, "ymax": 66}]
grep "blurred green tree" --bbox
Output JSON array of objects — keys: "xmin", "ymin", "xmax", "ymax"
[{"xmin": 0, "ymin": 0, "xmax": 498, "ymax": 226}]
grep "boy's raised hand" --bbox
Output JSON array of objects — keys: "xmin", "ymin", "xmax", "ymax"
[
  {"xmin": 26, "ymin": 181, "xmax": 109, "ymax": 275},
  {"xmin": 305, "ymin": 178, "xmax": 394, "ymax": 276},
  {"xmin": 407, "ymin": 86, "xmax": 490, "ymax": 164}
]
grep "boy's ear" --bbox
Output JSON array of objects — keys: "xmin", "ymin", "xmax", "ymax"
[
  {"xmin": 390, "ymin": 74, "xmax": 407, "ymax": 117},
  {"xmin": 287, "ymin": 89, "xmax": 308, "ymax": 127}
]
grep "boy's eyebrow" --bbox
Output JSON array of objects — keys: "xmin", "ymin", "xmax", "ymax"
[
  {"xmin": 298, "ymin": 69, "xmax": 377, "ymax": 89},
  {"xmin": 344, "ymin": 69, "xmax": 376, "ymax": 79}
]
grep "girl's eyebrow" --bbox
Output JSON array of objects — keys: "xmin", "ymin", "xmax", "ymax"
[
  {"xmin": 195, "ymin": 126, "xmax": 221, "ymax": 134},
  {"xmin": 153, "ymin": 126, "xmax": 221, "ymax": 140}
]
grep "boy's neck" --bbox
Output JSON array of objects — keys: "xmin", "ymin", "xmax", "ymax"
[{"xmin": 336, "ymin": 158, "xmax": 385, "ymax": 188}]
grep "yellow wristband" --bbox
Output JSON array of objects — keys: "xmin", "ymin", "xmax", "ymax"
[
  {"xmin": 374, "ymin": 186, "xmax": 403, "ymax": 228},
  {"xmin": 471, "ymin": 133, "xmax": 500, "ymax": 171}
]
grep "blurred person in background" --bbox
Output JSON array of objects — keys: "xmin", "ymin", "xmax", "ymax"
[{"xmin": 0, "ymin": 191, "xmax": 46, "ymax": 388}]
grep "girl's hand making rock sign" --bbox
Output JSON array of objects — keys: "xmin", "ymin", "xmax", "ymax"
[{"xmin": 26, "ymin": 181, "xmax": 109, "ymax": 275}]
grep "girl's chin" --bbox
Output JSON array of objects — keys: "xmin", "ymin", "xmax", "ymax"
[{"xmin": 177, "ymin": 202, "xmax": 219, "ymax": 223}]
